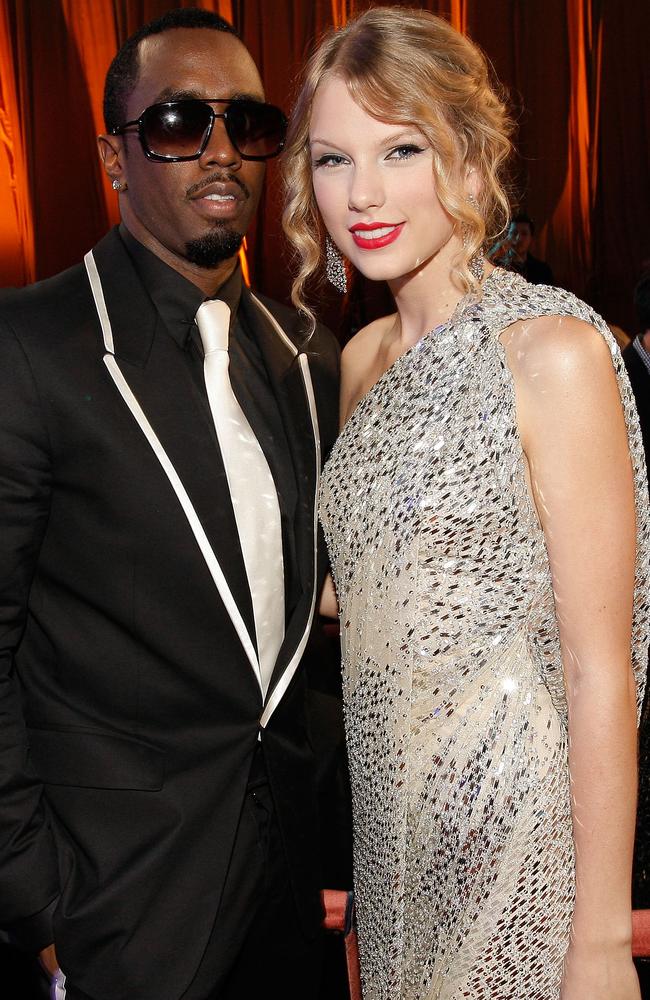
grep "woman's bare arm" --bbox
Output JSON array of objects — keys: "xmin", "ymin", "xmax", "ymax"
[{"xmin": 504, "ymin": 314, "xmax": 640, "ymax": 1000}]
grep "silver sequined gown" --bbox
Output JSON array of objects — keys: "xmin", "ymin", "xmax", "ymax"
[{"xmin": 319, "ymin": 270, "xmax": 650, "ymax": 1000}]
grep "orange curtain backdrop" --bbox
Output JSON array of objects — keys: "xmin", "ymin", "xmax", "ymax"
[
  {"xmin": 449, "ymin": 0, "xmax": 467, "ymax": 34},
  {"xmin": 329, "ymin": 0, "xmax": 348, "ymax": 27},
  {"xmin": 0, "ymin": 1, "xmax": 34, "ymax": 284},
  {"xmin": 541, "ymin": 0, "xmax": 599, "ymax": 292},
  {"xmin": 61, "ymin": 0, "xmax": 120, "ymax": 229},
  {"xmin": 113, "ymin": 0, "xmax": 233, "ymax": 42},
  {"xmin": 2, "ymin": 0, "xmax": 114, "ymax": 280}
]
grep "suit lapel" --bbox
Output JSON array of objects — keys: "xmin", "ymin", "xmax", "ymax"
[
  {"xmin": 240, "ymin": 291, "xmax": 321, "ymax": 722},
  {"xmin": 87, "ymin": 235, "xmax": 259, "ymax": 690},
  {"xmin": 85, "ymin": 237, "xmax": 321, "ymax": 720}
]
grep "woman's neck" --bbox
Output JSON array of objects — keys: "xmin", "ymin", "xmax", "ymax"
[{"xmin": 387, "ymin": 238, "xmax": 466, "ymax": 349}]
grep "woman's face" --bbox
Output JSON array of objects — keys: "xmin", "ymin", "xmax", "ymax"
[{"xmin": 309, "ymin": 74, "xmax": 459, "ymax": 286}]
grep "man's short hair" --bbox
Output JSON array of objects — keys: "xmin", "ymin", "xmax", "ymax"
[
  {"xmin": 103, "ymin": 8, "xmax": 238, "ymax": 133},
  {"xmin": 634, "ymin": 269, "xmax": 650, "ymax": 333},
  {"xmin": 511, "ymin": 211, "xmax": 535, "ymax": 235}
]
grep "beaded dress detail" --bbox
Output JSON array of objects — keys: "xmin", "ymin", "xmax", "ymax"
[{"xmin": 319, "ymin": 270, "xmax": 650, "ymax": 1000}]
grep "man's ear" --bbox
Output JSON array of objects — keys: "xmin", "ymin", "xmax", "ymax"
[{"xmin": 98, "ymin": 134, "xmax": 127, "ymax": 189}]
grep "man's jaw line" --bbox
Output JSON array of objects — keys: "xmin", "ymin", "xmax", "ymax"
[
  {"xmin": 119, "ymin": 201, "xmax": 242, "ymax": 293},
  {"xmin": 184, "ymin": 225, "xmax": 244, "ymax": 270}
]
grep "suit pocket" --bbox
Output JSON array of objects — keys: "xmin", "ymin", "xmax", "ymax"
[{"xmin": 27, "ymin": 727, "xmax": 165, "ymax": 790}]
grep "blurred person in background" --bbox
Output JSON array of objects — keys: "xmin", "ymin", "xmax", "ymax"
[{"xmin": 489, "ymin": 210, "xmax": 555, "ymax": 284}]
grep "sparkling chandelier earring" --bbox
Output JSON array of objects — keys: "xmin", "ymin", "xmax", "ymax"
[
  {"xmin": 325, "ymin": 234, "xmax": 348, "ymax": 294},
  {"xmin": 463, "ymin": 194, "xmax": 485, "ymax": 283}
]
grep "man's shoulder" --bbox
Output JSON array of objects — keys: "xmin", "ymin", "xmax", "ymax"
[
  {"xmin": 0, "ymin": 260, "xmax": 87, "ymax": 316},
  {"xmin": 623, "ymin": 337, "xmax": 650, "ymax": 385},
  {"xmin": 623, "ymin": 337, "xmax": 642, "ymax": 363},
  {"xmin": 0, "ymin": 228, "xmax": 124, "ymax": 335},
  {"xmin": 0, "ymin": 262, "xmax": 93, "ymax": 360}
]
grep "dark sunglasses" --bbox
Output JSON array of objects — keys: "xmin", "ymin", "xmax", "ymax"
[{"xmin": 110, "ymin": 98, "xmax": 287, "ymax": 162}]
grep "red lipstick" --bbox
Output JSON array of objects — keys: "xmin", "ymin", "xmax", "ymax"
[{"xmin": 349, "ymin": 222, "xmax": 405, "ymax": 250}]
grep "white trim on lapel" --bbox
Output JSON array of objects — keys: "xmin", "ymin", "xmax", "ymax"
[
  {"xmin": 248, "ymin": 292, "xmax": 298, "ymax": 356},
  {"xmin": 259, "ymin": 351, "xmax": 321, "ymax": 728},
  {"xmin": 85, "ymin": 250, "xmax": 114, "ymax": 353},
  {"xmin": 103, "ymin": 353, "xmax": 262, "ymax": 689},
  {"xmin": 247, "ymin": 295, "xmax": 322, "ymax": 729},
  {"xmin": 83, "ymin": 255, "xmax": 321, "ymax": 727},
  {"xmin": 84, "ymin": 250, "xmax": 263, "ymax": 693}
]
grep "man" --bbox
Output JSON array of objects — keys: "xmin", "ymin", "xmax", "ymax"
[
  {"xmin": 623, "ymin": 270, "xmax": 650, "ymax": 471},
  {"xmin": 488, "ymin": 212, "xmax": 555, "ymax": 285},
  {"xmin": 0, "ymin": 9, "xmax": 339, "ymax": 1000},
  {"xmin": 624, "ymin": 271, "xmax": 650, "ymax": 939}
]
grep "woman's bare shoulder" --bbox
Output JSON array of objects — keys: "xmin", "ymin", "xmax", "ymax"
[
  {"xmin": 339, "ymin": 314, "xmax": 396, "ymax": 426},
  {"xmin": 499, "ymin": 313, "xmax": 622, "ymax": 459},
  {"xmin": 341, "ymin": 313, "xmax": 396, "ymax": 370},
  {"xmin": 500, "ymin": 313, "xmax": 613, "ymax": 391}
]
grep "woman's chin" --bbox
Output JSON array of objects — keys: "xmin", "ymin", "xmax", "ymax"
[{"xmin": 350, "ymin": 259, "xmax": 411, "ymax": 284}]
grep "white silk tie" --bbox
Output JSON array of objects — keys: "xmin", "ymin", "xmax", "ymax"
[{"xmin": 196, "ymin": 299, "xmax": 285, "ymax": 697}]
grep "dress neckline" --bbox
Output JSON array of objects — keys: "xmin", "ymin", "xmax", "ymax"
[{"xmin": 340, "ymin": 268, "xmax": 503, "ymax": 432}]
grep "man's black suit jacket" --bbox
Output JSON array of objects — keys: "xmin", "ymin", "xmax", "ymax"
[
  {"xmin": 623, "ymin": 339, "xmax": 650, "ymax": 475},
  {"xmin": 0, "ymin": 228, "xmax": 340, "ymax": 1000},
  {"xmin": 623, "ymin": 338, "xmax": 650, "ymax": 912}
]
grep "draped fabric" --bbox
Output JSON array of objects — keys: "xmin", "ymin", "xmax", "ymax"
[
  {"xmin": 542, "ymin": 0, "xmax": 600, "ymax": 300},
  {"xmin": 0, "ymin": 0, "xmax": 648, "ymax": 332},
  {"xmin": 60, "ymin": 0, "xmax": 120, "ymax": 230},
  {"xmin": 4, "ymin": 1, "xmax": 114, "ymax": 279},
  {"xmin": 0, "ymin": 2, "xmax": 35, "ymax": 284}
]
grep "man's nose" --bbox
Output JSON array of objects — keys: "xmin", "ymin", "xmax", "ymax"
[{"xmin": 198, "ymin": 116, "xmax": 242, "ymax": 170}]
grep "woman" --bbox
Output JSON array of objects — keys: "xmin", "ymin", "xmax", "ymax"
[{"xmin": 283, "ymin": 8, "xmax": 650, "ymax": 1000}]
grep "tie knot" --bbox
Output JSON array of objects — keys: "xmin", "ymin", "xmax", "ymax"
[{"xmin": 195, "ymin": 299, "xmax": 231, "ymax": 355}]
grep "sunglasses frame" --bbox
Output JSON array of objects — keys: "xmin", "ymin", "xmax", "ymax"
[{"xmin": 110, "ymin": 98, "xmax": 287, "ymax": 162}]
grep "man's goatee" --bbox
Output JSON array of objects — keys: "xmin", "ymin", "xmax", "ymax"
[{"xmin": 185, "ymin": 228, "xmax": 243, "ymax": 268}]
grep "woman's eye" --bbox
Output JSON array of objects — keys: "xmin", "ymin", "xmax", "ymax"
[
  {"xmin": 313, "ymin": 154, "xmax": 348, "ymax": 168},
  {"xmin": 387, "ymin": 144, "xmax": 425, "ymax": 160}
]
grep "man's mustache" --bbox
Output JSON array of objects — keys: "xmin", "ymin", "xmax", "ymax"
[{"xmin": 185, "ymin": 172, "xmax": 250, "ymax": 200}]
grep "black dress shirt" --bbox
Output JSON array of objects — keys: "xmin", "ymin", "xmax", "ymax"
[{"xmin": 119, "ymin": 225, "xmax": 300, "ymax": 620}]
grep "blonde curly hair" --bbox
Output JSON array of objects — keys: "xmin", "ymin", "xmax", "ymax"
[{"xmin": 282, "ymin": 6, "xmax": 513, "ymax": 329}]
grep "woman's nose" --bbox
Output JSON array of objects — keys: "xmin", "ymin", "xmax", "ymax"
[{"xmin": 347, "ymin": 165, "xmax": 384, "ymax": 213}]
